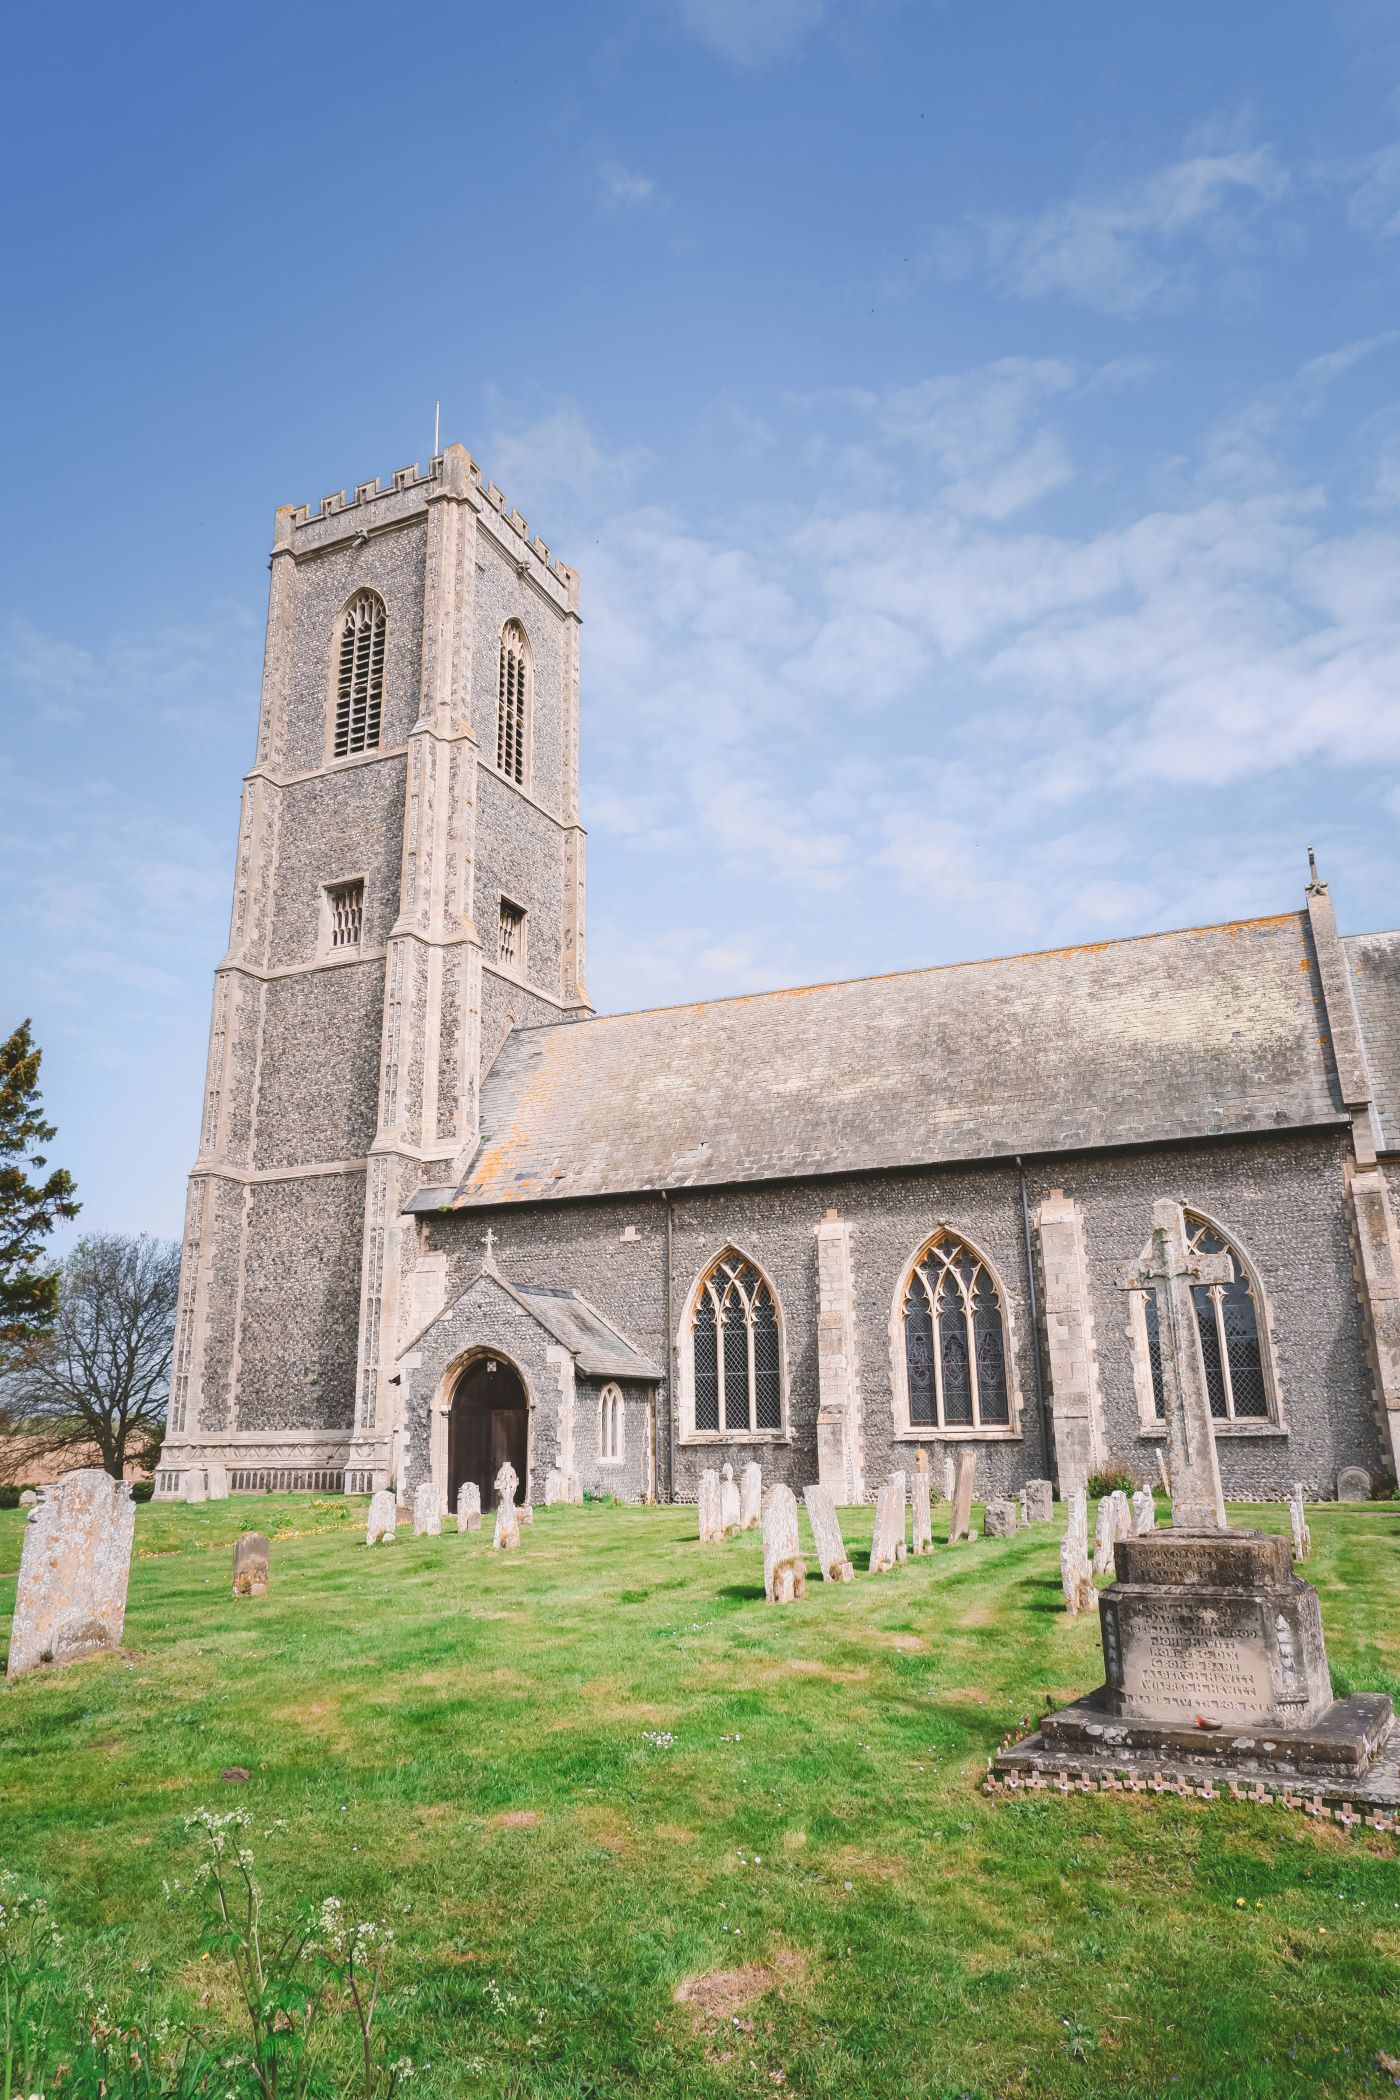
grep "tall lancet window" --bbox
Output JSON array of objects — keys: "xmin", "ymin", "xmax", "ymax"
[
  {"xmin": 332, "ymin": 591, "xmax": 386, "ymax": 757},
  {"xmin": 690, "ymin": 1253, "xmax": 783, "ymax": 1436},
  {"xmin": 901, "ymin": 1231, "xmax": 1011, "ymax": 1431},
  {"xmin": 1140, "ymin": 1212, "xmax": 1274, "ymax": 1424},
  {"xmin": 497, "ymin": 621, "xmax": 530, "ymax": 785}
]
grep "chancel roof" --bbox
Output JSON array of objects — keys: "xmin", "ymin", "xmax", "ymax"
[{"xmin": 413, "ymin": 912, "xmax": 1356, "ymax": 1211}]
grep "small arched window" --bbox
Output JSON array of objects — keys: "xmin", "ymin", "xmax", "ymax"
[
  {"xmin": 599, "ymin": 1383, "xmax": 624, "ymax": 1464},
  {"xmin": 333, "ymin": 591, "xmax": 386, "ymax": 758},
  {"xmin": 691, "ymin": 1253, "xmax": 782, "ymax": 1436},
  {"xmin": 497, "ymin": 622, "xmax": 530, "ymax": 785},
  {"xmin": 901, "ymin": 1231, "xmax": 1010, "ymax": 1431},
  {"xmin": 1141, "ymin": 1213, "xmax": 1272, "ymax": 1423}
]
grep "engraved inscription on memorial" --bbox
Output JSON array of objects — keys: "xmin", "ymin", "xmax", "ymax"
[{"xmin": 1120, "ymin": 1602, "xmax": 1271, "ymax": 1716}]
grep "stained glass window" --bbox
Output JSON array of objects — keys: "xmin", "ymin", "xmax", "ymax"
[
  {"xmin": 901, "ymin": 1234, "xmax": 1012, "ymax": 1432},
  {"xmin": 689, "ymin": 1254, "xmax": 783, "ymax": 1435},
  {"xmin": 1141, "ymin": 1212, "xmax": 1273, "ymax": 1425}
]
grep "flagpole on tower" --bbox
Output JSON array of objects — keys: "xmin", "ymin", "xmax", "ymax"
[{"xmin": 434, "ymin": 399, "xmax": 440, "ymax": 456}]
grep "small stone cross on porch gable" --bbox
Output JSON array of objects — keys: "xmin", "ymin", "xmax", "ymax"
[{"xmin": 1117, "ymin": 1199, "xmax": 1231, "ymax": 1533}]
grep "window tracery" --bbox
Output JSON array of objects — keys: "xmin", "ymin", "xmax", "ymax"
[
  {"xmin": 900, "ymin": 1232, "xmax": 1010, "ymax": 1431},
  {"xmin": 1140, "ymin": 1213, "xmax": 1272, "ymax": 1424},
  {"xmin": 497, "ymin": 621, "xmax": 530, "ymax": 784},
  {"xmin": 690, "ymin": 1253, "xmax": 783, "ymax": 1436},
  {"xmin": 333, "ymin": 592, "xmax": 385, "ymax": 757}
]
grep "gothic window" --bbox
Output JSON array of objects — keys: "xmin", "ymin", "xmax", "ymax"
[
  {"xmin": 325, "ymin": 879, "xmax": 364, "ymax": 951},
  {"xmin": 689, "ymin": 1253, "xmax": 783, "ymax": 1436},
  {"xmin": 497, "ymin": 621, "xmax": 530, "ymax": 785},
  {"xmin": 900, "ymin": 1232, "xmax": 1011, "ymax": 1431},
  {"xmin": 1140, "ymin": 1213, "xmax": 1273, "ymax": 1424},
  {"xmin": 498, "ymin": 899, "xmax": 525, "ymax": 975},
  {"xmin": 599, "ymin": 1383, "xmax": 624, "ymax": 1464},
  {"xmin": 332, "ymin": 592, "xmax": 385, "ymax": 757}
]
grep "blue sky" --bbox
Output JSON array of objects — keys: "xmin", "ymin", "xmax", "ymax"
[{"xmin": 4, "ymin": 0, "xmax": 1400, "ymax": 1244}]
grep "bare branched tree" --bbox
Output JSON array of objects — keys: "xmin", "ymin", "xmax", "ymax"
[{"xmin": 2, "ymin": 1233, "xmax": 180, "ymax": 1480}]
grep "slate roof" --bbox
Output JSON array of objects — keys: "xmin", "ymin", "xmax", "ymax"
[
  {"xmin": 1344, "ymin": 930, "xmax": 1400, "ymax": 1150},
  {"xmin": 508, "ymin": 1281, "xmax": 661, "ymax": 1380},
  {"xmin": 408, "ymin": 912, "xmax": 1364, "ymax": 1211}
]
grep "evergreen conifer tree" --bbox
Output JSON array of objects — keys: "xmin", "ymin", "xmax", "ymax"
[{"xmin": 0, "ymin": 1019, "xmax": 79, "ymax": 1373}]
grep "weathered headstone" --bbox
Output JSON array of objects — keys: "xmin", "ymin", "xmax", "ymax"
[
  {"xmin": 184, "ymin": 1468, "xmax": 207, "ymax": 1506},
  {"xmin": 1016, "ymin": 1488, "xmax": 1030, "ymax": 1528},
  {"xmin": 6, "ymin": 1470, "xmax": 136, "ymax": 1680},
  {"xmin": 947, "ymin": 1448, "xmax": 976, "ymax": 1543},
  {"xmin": 719, "ymin": 1463, "xmax": 741, "ymax": 1536},
  {"xmin": 869, "ymin": 1472, "xmax": 908, "ymax": 1572},
  {"xmin": 544, "ymin": 1468, "xmax": 565, "ymax": 1506},
  {"xmin": 697, "ymin": 1468, "xmax": 723, "ymax": 1543},
  {"xmin": 519, "ymin": 1500, "xmax": 534, "ymax": 1528},
  {"xmin": 739, "ymin": 1461, "xmax": 763, "ymax": 1531},
  {"xmin": 493, "ymin": 1462, "xmax": 521, "ymax": 1551},
  {"xmin": 457, "ymin": 1482, "xmax": 481, "ymax": 1531},
  {"xmin": 1060, "ymin": 1486, "xmax": 1096, "ymax": 1614},
  {"xmin": 1131, "ymin": 1486, "xmax": 1156, "ymax": 1536},
  {"xmin": 206, "ymin": 1464, "xmax": 230, "ymax": 1502},
  {"xmin": 802, "ymin": 1484, "xmax": 854, "ymax": 1581},
  {"xmin": 762, "ymin": 1483, "xmax": 807, "ymax": 1603},
  {"xmin": 231, "ymin": 1532, "xmax": 270, "ymax": 1598},
  {"xmin": 1337, "ymin": 1467, "xmax": 1370, "ymax": 1503},
  {"xmin": 911, "ymin": 1451, "xmax": 933, "ymax": 1555},
  {"xmin": 1091, "ymin": 1496, "xmax": 1117, "ymax": 1576},
  {"xmin": 983, "ymin": 1498, "xmax": 1018, "ymax": 1539},
  {"xmin": 941, "ymin": 1452, "xmax": 955, "ymax": 1503},
  {"xmin": 366, "ymin": 1489, "xmax": 396, "ymax": 1544},
  {"xmin": 1023, "ymin": 1478, "xmax": 1054, "ymax": 1524},
  {"xmin": 565, "ymin": 1472, "xmax": 583, "ymax": 1505},
  {"xmin": 1109, "ymin": 1487, "xmax": 1133, "ymax": 1545},
  {"xmin": 1289, "ymin": 1483, "xmax": 1311, "ymax": 1562},
  {"xmin": 413, "ymin": 1482, "xmax": 442, "ymax": 1537}
]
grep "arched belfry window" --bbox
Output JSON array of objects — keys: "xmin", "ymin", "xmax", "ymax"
[
  {"xmin": 1140, "ymin": 1213, "xmax": 1273, "ymax": 1424},
  {"xmin": 690, "ymin": 1253, "xmax": 782, "ymax": 1436},
  {"xmin": 333, "ymin": 592, "xmax": 386, "ymax": 758},
  {"xmin": 901, "ymin": 1231, "xmax": 1011, "ymax": 1431},
  {"xmin": 497, "ymin": 621, "xmax": 530, "ymax": 785}
]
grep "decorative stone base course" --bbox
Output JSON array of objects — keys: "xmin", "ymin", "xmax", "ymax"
[
  {"xmin": 989, "ymin": 1713, "xmax": 1400, "ymax": 1830},
  {"xmin": 1038, "ymin": 1688, "xmax": 1393, "ymax": 1780}
]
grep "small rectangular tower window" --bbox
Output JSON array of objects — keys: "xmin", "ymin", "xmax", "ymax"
[
  {"xmin": 498, "ymin": 898, "xmax": 526, "ymax": 975},
  {"xmin": 326, "ymin": 879, "xmax": 364, "ymax": 951}
]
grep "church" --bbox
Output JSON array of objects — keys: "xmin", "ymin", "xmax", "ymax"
[{"xmin": 154, "ymin": 445, "xmax": 1400, "ymax": 1510}]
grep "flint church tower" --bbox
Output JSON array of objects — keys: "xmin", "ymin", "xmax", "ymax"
[{"xmin": 157, "ymin": 446, "xmax": 588, "ymax": 1496}]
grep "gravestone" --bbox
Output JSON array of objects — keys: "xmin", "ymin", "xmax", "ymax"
[
  {"xmin": 911, "ymin": 1451, "xmax": 933, "ymax": 1555},
  {"xmin": 184, "ymin": 1468, "xmax": 207, "ymax": 1506},
  {"xmin": 947, "ymin": 1449, "xmax": 976, "ymax": 1543},
  {"xmin": 983, "ymin": 1498, "xmax": 1018, "ymax": 1539},
  {"xmin": 740, "ymin": 1462, "xmax": 763, "ymax": 1531},
  {"xmin": 493, "ymin": 1462, "xmax": 521, "ymax": 1551},
  {"xmin": 762, "ymin": 1483, "xmax": 807, "ymax": 1603},
  {"xmin": 998, "ymin": 1201, "xmax": 1394, "ymax": 1790},
  {"xmin": 1023, "ymin": 1478, "xmax": 1053, "ymax": 1524},
  {"xmin": 458, "ymin": 1482, "xmax": 481, "ymax": 1532},
  {"xmin": 1109, "ymin": 1488, "xmax": 1133, "ymax": 1543},
  {"xmin": 869, "ymin": 1473, "xmax": 908, "ymax": 1572},
  {"xmin": 206, "ymin": 1464, "xmax": 230, "ymax": 1501},
  {"xmin": 564, "ymin": 1473, "xmax": 583, "ymax": 1505},
  {"xmin": 697, "ymin": 1469, "xmax": 723, "ymax": 1543},
  {"xmin": 366, "ymin": 1490, "xmax": 396, "ymax": 1545},
  {"xmin": 18, "ymin": 1489, "xmax": 37, "ymax": 1507},
  {"xmin": 1337, "ymin": 1467, "xmax": 1370, "ymax": 1503},
  {"xmin": 802, "ymin": 1484, "xmax": 854, "ymax": 1581},
  {"xmin": 941, "ymin": 1452, "xmax": 955, "ymax": 1503},
  {"xmin": 1091, "ymin": 1496, "xmax": 1117, "ymax": 1576},
  {"xmin": 1132, "ymin": 1486, "xmax": 1156, "ymax": 1536},
  {"xmin": 519, "ymin": 1501, "xmax": 534, "ymax": 1528},
  {"xmin": 1289, "ymin": 1484, "xmax": 1311, "ymax": 1563},
  {"xmin": 231, "ymin": 1532, "xmax": 270, "ymax": 1598},
  {"xmin": 6, "ymin": 1470, "xmax": 136, "ymax": 1680},
  {"xmin": 719, "ymin": 1464, "xmax": 741, "ymax": 1536},
  {"xmin": 544, "ymin": 1468, "xmax": 565, "ymax": 1506},
  {"xmin": 413, "ymin": 1483, "xmax": 442, "ymax": 1537},
  {"xmin": 1016, "ymin": 1489, "xmax": 1030, "ymax": 1528},
  {"xmin": 1060, "ymin": 1486, "xmax": 1096, "ymax": 1615}
]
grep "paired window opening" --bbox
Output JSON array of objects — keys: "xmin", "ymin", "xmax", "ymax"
[
  {"xmin": 691, "ymin": 1253, "xmax": 782, "ymax": 1435},
  {"xmin": 498, "ymin": 622, "xmax": 530, "ymax": 784},
  {"xmin": 599, "ymin": 1383, "xmax": 624, "ymax": 1464},
  {"xmin": 901, "ymin": 1232, "xmax": 1010, "ymax": 1431},
  {"xmin": 1141, "ymin": 1213, "xmax": 1271, "ymax": 1423},
  {"xmin": 333, "ymin": 592, "xmax": 385, "ymax": 757}
]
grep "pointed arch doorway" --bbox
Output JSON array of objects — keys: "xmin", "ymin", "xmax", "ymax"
[{"xmin": 448, "ymin": 1355, "xmax": 528, "ymax": 1510}]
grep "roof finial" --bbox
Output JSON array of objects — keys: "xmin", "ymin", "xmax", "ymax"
[
  {"xmin": 1306, "ymin": 844, "xmax": 1325, "ymax": 895},
  {"xmin": 483, "ymin": 1226, "xmax": 498, "ymax": 1272}
]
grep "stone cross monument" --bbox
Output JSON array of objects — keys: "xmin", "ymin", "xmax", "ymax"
[{"xmin": 1117, "ymin": 1199, "xmax": 1230, "ymax": 1532}]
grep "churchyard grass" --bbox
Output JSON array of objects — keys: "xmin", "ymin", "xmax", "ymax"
[{"xmin": 2, "ymin": 1495, "xmax": 1399, "ymax": 2099}]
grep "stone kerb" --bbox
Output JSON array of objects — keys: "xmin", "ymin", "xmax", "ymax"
[{"xmin": 7, "ymin": 1470, "xmax": 137, "ymax": 1680}]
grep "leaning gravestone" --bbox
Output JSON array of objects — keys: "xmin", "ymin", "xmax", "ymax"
[
  {"xmin": 911, "ymin": 1451, "xmax": 933, "ymax": 1555},
  {"xmin": 1060, "ymin": 1486, "xmax": 1096, "ymax": 1615},
  {"xmin": 1289, "ymin": 1483, "xmax": 1311, "ymax": 1562},
  {"xmin": 457, "ymin": 1482, "xmax": 481, "ymax": 1532},
  {"xmin": 947, "ymin": 1448, "xmax": 977, "ymax": 1544},
  {"xmin": 719, "ymin": 1464, "xmax": 741, "ymax": 1536},
  {"xmin": 366, "ymin": 1490, "xmax": 396, "ymax": 1545},
  {"xmin": 802, "ymin": 1484, "xmax": 854, "ymax": 1581},
  {"xmin": 697, "ymin": 1468, "xmax": 723, "ymax": 1543},
  {"xmin": 7, "ymin": 1470, "xmax": 136, "ymax": 1680},
  {"xmin": 1337, "ymin": 1467, "xmax": 1370, "ymax": 1503},
  {"xmin": 869, "ymin": 1473, "xmax": 908, "ymax": 1572},
  {"xmin": 983, "ymin": 1498, "xmax": 1018, "ymax": 1539},
  {"xmin": 231, "ymin": 1533, "xmax": 270, "ymax": 1598},
  {"xmin": 413, "ymin": 1483, "xmax": 442, "ymax": 1537},
  {"xmin": 1091, "ymin": 1496, "xmax": 1117, "ymax": 1576},
  {"xmin": 1023, "ymin": 1478, "xmax": 1054, "ymax": 1524},
  {"xmin": 493, "ymin": 1462, "xmax": 521, "ymax": 1550},
  {"xmin": 1131, "ymin": 1486, "xmax": 1156, "ymax": 1536},
  {"xmin": 762, "ymin": 1483, "xmax": 807, "ymax": 1603},
  {"xmin": 206, "ymin": 1464, "xmax": 230, "ymax": 1501},
  {"xmin": 739, "ymin": 1462, "xmax": 763, "ymax": 1531}
]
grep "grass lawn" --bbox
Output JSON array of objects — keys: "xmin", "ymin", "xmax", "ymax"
[{"xmin": 3, "ymin": 1493, "xmax": 1400, "ymax": 2099}]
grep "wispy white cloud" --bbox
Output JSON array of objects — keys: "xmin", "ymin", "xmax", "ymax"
[
  {"xmin": 674, "ymin": 0, "xmax": 824, "ymax": 68},
  {"xmin": 486, "ymin": 398, "xmax": 656, "ymax": 511},
  {"xmin": 597, "ymin": 157, "xmax": 660, "ymax": 211},
  {"xmin": 1347, "ymin": 143, "xmax": 1400, "ymax": 237}
]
